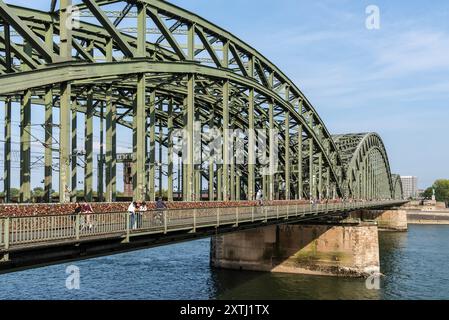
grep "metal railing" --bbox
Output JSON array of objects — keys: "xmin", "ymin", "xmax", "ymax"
[{"xmin": 0, "ymin": 201, "xmax": 404, "ymax": 250}]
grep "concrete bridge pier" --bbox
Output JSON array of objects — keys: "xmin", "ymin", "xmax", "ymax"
[
  {"xmin": 211, "ymin": 222, "xmax": 381, "ymax": 278},
  {"xmin": 349, "ymin": 209, "xmax": 408, "ymax": 232}
]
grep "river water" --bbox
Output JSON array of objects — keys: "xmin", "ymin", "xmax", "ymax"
[{"xmin": 0, "ymin": 225, "xmax": 448, "ymax": 300}]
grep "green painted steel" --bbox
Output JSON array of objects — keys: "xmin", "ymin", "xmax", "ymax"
[{"xmin": 0, "ymin": 0, "xmax": 403, "ymax": 203}]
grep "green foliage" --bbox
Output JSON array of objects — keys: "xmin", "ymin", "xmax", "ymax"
[
  {"xmin": 32, "ymin": 187, "xmax": 45, "ymax": 197},
  {"xmin": 10, "ymin": 188, "xmax": 20, "ymax": 198},
  {"xmin": 423, "ymin": 180, "xmax": 449, "ymax": 203}
]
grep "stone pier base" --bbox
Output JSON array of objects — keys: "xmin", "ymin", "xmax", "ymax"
[
  {"xmin": 211, "ymin": 223, "xmax": 380, "ymax": 278},
  {"xmin": 358, "ymin": 209, "xmax": 408, "ymax": 231}
]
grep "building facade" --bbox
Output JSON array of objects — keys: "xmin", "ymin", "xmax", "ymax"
[{"xmin": 401, "ymin": 176, "xmax": 418, "ymax": 199}]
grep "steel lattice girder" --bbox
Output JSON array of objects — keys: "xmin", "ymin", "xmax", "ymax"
[
  {"xmin": 333, "ymin": 133, "xmax": 403, "ymax": 199},
  {"xmin": 0, "ymin": 0, "xmax": 401, "ymax": 202}
]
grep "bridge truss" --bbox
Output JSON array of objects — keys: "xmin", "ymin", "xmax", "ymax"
[{"xmin": 0, "ymin": 0, "xmax": 403, "ymax": 203}]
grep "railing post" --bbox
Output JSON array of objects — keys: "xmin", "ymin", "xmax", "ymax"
[
  {"xmin": 193, "ymin": 209, "xmax": 197, "ymax": 233},
  {"xmin": 276, "ymin": 206, "xmax": 279, "ymax": 219},
  {"xmin": 217, "ymin": 208, "xmax": 220, "ymax": 228},
  {"xmin": 75, "ymin": 214, "xmax": 80, "ymax": 240},
  {"xmin": 4, "ymin": 217, "xmax": 10, "ymax": 248},
  {"xmin": 265, "ymin": 206, "xmax": 268, "ymax": 222},
  {"xmin": 235, "ymin": 208, "xmax": 239, "ymax": 227},
  {"xmin": 1, "ymin": 218, "xmax": 9, "ymax": 262},
  {"xmin": 251, "ymin": 207, "xmax": 254, "ymax": 222},
  {"xmin": 164, "ymin": 210, "xmax": 168, "ymax": 234},
  {"xmin": 124, "ymin": 212, "xmax": 130, "ymax": 243}
]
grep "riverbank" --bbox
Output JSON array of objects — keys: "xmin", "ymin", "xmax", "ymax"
[{"xmin": 407, "ymin": 210, "xmax": 449, "ymax": 225}]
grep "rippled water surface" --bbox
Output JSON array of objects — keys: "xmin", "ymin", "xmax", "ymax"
[{"xmin": 0, "ymin": 225, "xmax": 448, "ymax": 300}]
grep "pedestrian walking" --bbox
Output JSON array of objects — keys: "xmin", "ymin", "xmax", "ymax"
[
  {"xmin": 128, "ymin": 201, "xmax": 137, "ymax": 230},
  {"xmin": 155, "ymin": 198, "xmax": 167, "ymax": 226},
  {"xmin": 138, "ymin": 201, "xmax": 148, "ymax": 228}
]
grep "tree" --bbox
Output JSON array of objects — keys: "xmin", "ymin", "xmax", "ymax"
[
  {"xmin": 32, "ymin": 187, "xmax": 45, "ymax": 202},
  {"xmin": 423, "ymin": 180, "xmax": 449, "ymax": 203},
  {"xmin": 10, "ymin": 188, "xmax": 20, "ymax": 199}
]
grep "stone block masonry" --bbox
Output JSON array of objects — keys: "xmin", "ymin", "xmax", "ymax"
[{"xmin": 211, "ymin": 223, "xmax": 380, "ymax": 278}]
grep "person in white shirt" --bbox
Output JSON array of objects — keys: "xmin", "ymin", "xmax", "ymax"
[
  {"xmin": 256, "ymin": 189, "xmax": 263, "ymax": 205},
  {"xmin": 128, "ymin": 201, "xmax": 136, "ymax": 230}
]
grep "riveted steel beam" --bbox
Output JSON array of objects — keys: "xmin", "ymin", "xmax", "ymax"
[
  {"xmin": 0, "ymin": 0, "xmax": 54, "ymax": 62},
  {"xmin": 82, "ymin": 0, "xmax": 135, "ymax": 58}
]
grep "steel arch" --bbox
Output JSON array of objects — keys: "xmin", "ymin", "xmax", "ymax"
[{"xmin": 0, "ymin": 0, "xmax": 399, "ymax": 203}]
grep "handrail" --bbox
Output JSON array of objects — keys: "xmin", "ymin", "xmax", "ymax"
[
  {"xmin": 0, "ymin": 201, "xmax": 406, "ymax": 251},
  {"xmin": 0, "ymin": 200, "xmax": 406, "ymax": 220}
]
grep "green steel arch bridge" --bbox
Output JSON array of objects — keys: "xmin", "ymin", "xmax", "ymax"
[
  {"xmin": 0, "ymin": 0, "xmax": 406, "ymax": 272},
  {"xmin": 0, "ymin": 0, "xmax": 404, "ymax": 203}
]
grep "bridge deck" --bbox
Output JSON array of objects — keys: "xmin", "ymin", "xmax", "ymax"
[{"xmin": 0, "ymin": 201, "xmax": 405, "ymax": 273}]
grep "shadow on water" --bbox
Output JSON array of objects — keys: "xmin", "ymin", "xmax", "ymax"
[{"xmin": 211, "ymin": 269, "xmax": 380, "ymax": 300}]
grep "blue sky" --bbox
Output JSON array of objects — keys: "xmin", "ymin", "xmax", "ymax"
[
  {"xmin": 168, "ymin": 0, "xmax": 449, "ymax": 188},
  {"xmin": 2, "ymin": 0, "xmax": 449, "ymax": 190}
]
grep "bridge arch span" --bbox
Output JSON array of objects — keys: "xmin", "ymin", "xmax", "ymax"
[{"xmin": 0, "ymin": 0, "xmax": 399, "ymax": 203}]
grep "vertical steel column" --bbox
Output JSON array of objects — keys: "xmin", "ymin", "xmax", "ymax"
[
  {"xmin": 217, "ymin": 165, "xmax": 222, "ymax": 201},
  {"xmin": 98, "ymin": 104, "xmax": 104, "ymax": 202},
  {"xmin": 107, "ymin": 36, "xmax": 116, "ymax": 200},
  {"xmin": 133, "ymin": 74, "xmax": 146, "ymax": 201},
  {"xmin": 84, "ymin": 88, "xmax": 93, "ymax": 202},
  {"xmin": 60, "ymin": 0, "xmax": 71, "ymax": 61},
  {"xmin": 230, "ymin": 132, "xmax": 236, "ymax": 201},
  {"xmin": 59, "ymin": 0, "xmax": 72, "ymax": 203},
  {"xmin": 3, "ymin": 21, "xmax": 12, "ymax": 203},
  {"xmin": 44, "ymin": 88, "xmax": 53, "ymax": 203},
  {"xmin": 184, "ymin": 22, "xmax": 196, "ymax": 202},
  {"xmin": 297, "ymin": 125, "xmax": 303, "ymax": 199},
  {"xmin": 168, "ymin": 99, "xmax": 174, "ymax": 202},
  {"xmin": 309, "ymin": 139, "xmax": 314, "ymax": 199},
  {"xmin": 20, "ymin": 89, "xmax": 31, "ymax": 203},
  {"xmin": 284, "ymin": 113, "xmax": 290, "ymax": 200},
  {"xmin": 59, "ymin": 83, "xmax": 71, "ymax": 203},
  {"xmin": 4, "ymin": 97, "xmax": 11, "ymax": 203},
  {"xmin": 182, "ymin": 96, "xmax": 187, "ymax": 202},
  {"xmin": 159, "ymin": 117, "xmax": 163, "ymax": 198},
  {"xmin": 268, "ymin": 99, "xmax": 275, "ymax": 201},
  {"xmin": 106, "ymin": 36, "xmax": 116, "ymax": 200},
  {"xmin": 222, "ymin": 80, "xmax": 230, "ymax": 201},
  {"xmin": 71, "ymin": 101, "xmax": 77, "ymax": 202},
  {"xmin": 145, "ymin": 110, "xmax": 149, "ymax": 200},
  {"xmin": 177, "ymin": 154, "xmax": 181, "ymax": 200},
  {"xmin": 19, "ymin": 41, "xmax": 32, "ymax": 203},
  {"xmin": 186, "ymin": 74, "xmax": 195, "ymax": 201},
  {"xmin": 105, "ymin": 85, "xmax": 116, "ymax": 202},
  {"xmin": 318, "ymin": 152, "xmax": 323, "ymax": 199},
  {"xmin": 149, "ymin": 91, "xmax": 156, "ymax": 201},
  {"xmin": 208, "ymin": 105, "xmax": 215, "ymax": 201},
  {"xmin": 132, "ymin": 1, "xmax": 147, "ymax": 202},
  {"xmin": 43, "ymin": 23, "xmax": 54, "ymax": 203},
  {"xmin": 247, "ymin": 57, "xmax": 255, "ymax": 201}
]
